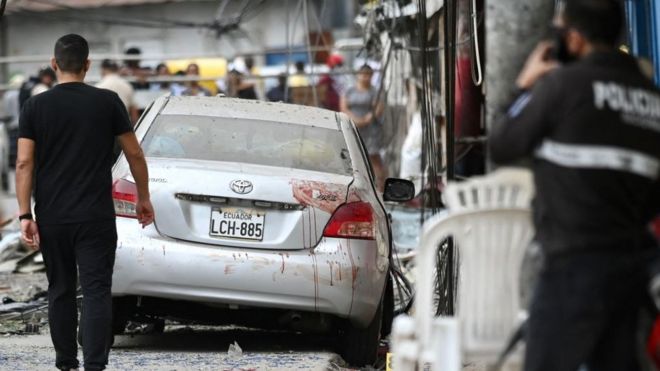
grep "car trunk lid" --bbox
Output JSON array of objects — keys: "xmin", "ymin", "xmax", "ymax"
[{"xmin": 140, "ymin": 159, "xmax": 353, "ymax": 250}]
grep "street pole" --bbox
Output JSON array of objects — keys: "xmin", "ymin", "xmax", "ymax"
[
  {"xmin": 444, "ymin": 0, "xmax": 457, "ymax": 182},
  {"xmin": 0, "ymin": 15, "xmax": 7, "ymax": 88},
  {"xmin": 484, "ymin": 0, "xmax": 554, "ymax": 170}
]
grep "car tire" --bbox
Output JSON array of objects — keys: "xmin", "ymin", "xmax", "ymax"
[
  {"xmin": 77, "ymin": 325, "xmax": 115, "ymax": 348},
  {"xmin": 111, "ymin": 297, "xmax": 135, "ymax": 335},
  {"xmin": 152, "ymin": 318, "xmax": 166, "ymax": 334},
  {"xmin": 339, "ymin": 297, "xmax": 383, "ymax": 367},
  {"xmin": 381, "ymin": 274, "xmax": 394, "ymax": 337},
  {"xmin": 77, "ymin": 297, "xmax": 130, "ymax": 347}
]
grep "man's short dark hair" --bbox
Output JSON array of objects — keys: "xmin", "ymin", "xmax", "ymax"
[
  {"xmin": 563, "ymin": 0, "xmax": 624, "ymax": 47},
  {"xmin": 38, "ymin": 67, "xmax": 56, "ymax": 81},
  {"xmin": 124, "ymin": 47, "xmax": 141, "ymax": 69},
  {"xmin": 277, "ymin": 73, "xmax": 287, "ymax": 86},
  {"xmin": 358, "ymin": 64, "xmax": 374, "ymax": 74},
  {"xmin": 54, "ymin": 34, "xmax": 89, "ymax": 73},
  {"xmin": 101, "ymin": 59, "xmax": 119, "ymax": 72}
]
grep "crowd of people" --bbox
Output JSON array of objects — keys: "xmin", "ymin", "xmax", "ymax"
[{"xmin": 2, "ymin": 49, "xmax": 388, "ymax": 187}]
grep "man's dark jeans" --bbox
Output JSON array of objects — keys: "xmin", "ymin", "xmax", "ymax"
[
  {"xmin": 524, "ymin": 248, "xmax": 657, "ymax": 371},
  {"xmin": 39, "ymin": 221, "xmax": 117, "ymax": 371}
]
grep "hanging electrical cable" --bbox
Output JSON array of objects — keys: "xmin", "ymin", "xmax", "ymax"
[
  {"xmin": 237, "ymin": 0, "xmax": 268, "ymax": 23},
  {"xmin": 302, "ymin": 0, "xmax": 319, "ymax": 107},
  {"xmin": 417, "ymin": 0, "xmax": 442, "ymax": 224},
  {"xmin": 214, "ymin": 0, "xmax": 231, "ymax": 23},
  {"xmin": 284, "ymin": 0, "xmax": 305, "ymax": 102},
  {"xmin": 11, "ymin": 0, "xmax": 266, "ymax": 35},
  {"xmin": 444, "ymin": 0, "xmax": 457, "ymax": 182},
  {"xmin": 308, "ymin": 0, "xmax": 329, "ymax": 55},
  {"xmin": 22, "ymin": 0, "xmax": 211, "ymax": 28},
  {"xmin": 418, "ymin": 0, "xmax": 428, "ymax": 224},
  {"xmin": 469, "ymin": 0, "xmax": 483, "ymax": 86}
]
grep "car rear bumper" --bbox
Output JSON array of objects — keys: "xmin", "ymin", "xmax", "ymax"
[{"xmin": 112, "ymin": 218, "xmax": 388, "ymax": 327}]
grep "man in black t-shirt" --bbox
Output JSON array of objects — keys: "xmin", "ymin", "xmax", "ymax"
[{"xmin": 16, "ymin": 34, "xmax": 154, "ymax": 371}]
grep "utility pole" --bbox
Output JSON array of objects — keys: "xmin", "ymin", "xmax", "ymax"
[
  {"xmin": 0, "ymin": 16, "xmax": 7, "ymax": 87},
  {"xmin": 484, "ymin": 0, "xmax": 554, "ymax": 169}
]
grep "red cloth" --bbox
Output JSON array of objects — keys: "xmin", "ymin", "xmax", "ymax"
[
  {"xmin": 648, "ymin": 315, "xmax": 660, "ymax": 367},
  {"xmin": 327, "ymin": 54, "xmax": 344, "ymax": 68},
  {"xmin": 318, "ymin": 75, "xmax": 340, "ymax": 112},
  {"xmin": 454, "ymin": 57, "xmax": 482, "ymax": 138}
]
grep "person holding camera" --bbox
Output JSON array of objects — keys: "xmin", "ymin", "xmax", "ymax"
[{"xmin": 489, "ymin": 1, "xmax": 660, "ymax": 370}]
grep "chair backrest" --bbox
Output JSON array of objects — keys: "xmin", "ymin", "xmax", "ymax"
[
  {"xmin": 444, "ymin": 167, "xmax": 535, "ymax": 211},
  {"xmin": 454, "ymin": 209, "xmax": 534, "ymax": 357},
  {"xmin": 415, "ymin": 167, "xmax": 535, "ymax": 362}
]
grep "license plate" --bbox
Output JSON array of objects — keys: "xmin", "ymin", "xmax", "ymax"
[{"xmin": 209, "ymin": 208, "xmax": 265, "ymax": 241}]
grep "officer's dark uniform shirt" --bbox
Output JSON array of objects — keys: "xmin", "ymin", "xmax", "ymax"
[
  {"xmin": 19, "ymin": 82, "xmax": 133, "ymax": 225},
  {"xmin": 490, "ymin": 51, "xmax": 660, "ymax": 254}
]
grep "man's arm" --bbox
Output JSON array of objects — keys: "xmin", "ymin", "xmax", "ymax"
[
  {"xmin": 16, "ymin": 138, "xmax": 39, "ymax": 249},
  {"xmin": 489, "ymin": 89, "xmax": 551, "ymax": 163},
  {"xmin": 489, "ymin": 42, "xmax": 559, "ymax": 164},
  {"xmin": 117, "ymin": 132, "xmax": 154, "ymax": 227},
  {"xmin": 129, "ymin": 106, "xmax": 140, "ymax": 125},
  {"xmin": 127, "ymin": 88, "xmax": 140, "ymax": 124}
]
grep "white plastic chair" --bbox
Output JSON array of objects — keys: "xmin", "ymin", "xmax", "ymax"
[{"xmin": 392, "ymin": 168, "xmax": 535, "ymax": 370}]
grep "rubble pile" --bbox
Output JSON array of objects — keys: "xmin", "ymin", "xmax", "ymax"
[
  {"xmin": 0, "ymin": 225, "xmax": 49, "ymax": 335},
  {"xmin": 0, "ymin": 227, "xmax": 45, "ymax": 274}
]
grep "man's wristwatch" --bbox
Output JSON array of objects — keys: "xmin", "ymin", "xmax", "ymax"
[{"xmin": 18, "ymin": 213, "xmax": 33, "ymax": 221}]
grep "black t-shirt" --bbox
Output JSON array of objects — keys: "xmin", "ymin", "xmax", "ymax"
[{"xmin": 19, "ymin": 82, "xmax": 133, "ymax": 225}]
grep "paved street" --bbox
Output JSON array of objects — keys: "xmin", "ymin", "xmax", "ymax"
[
  {"xmin": 0, "ymin": 326, "xmax": 346, "ymax": 370},
  {"xmin": 0, "ymin": 185, "xmax": 359, "ymax": 370}
]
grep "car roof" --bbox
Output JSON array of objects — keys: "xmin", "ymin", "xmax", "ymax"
[{"xmin": 160, "ymin": 96, "xmax": 341, "ymax": 130}]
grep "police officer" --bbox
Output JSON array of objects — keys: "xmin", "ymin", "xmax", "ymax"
[{"xmin": 489, "ymin": 0, "xmax": 660, "ymax": 370}]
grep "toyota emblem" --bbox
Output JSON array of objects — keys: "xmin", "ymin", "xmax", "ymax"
[{"xmin": 230, "ymin": 180, "xmax": 253, "ymax": 194}]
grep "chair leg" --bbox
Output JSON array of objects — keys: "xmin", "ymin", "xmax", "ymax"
[
  {"xmin": 391, "ymin": 316, "xmax": 420, "ymax": 371},
  {"xmin": 423, "ymin": 317, "xmax": 461, "ymax": 371}
]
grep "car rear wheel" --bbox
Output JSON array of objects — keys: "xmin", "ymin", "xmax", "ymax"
[
  {"xmin": 77, "ymin": 329, "xmax": 115, "ymax": 348},
  {"xmin": 77, "ymin": 298, "xmax": 133, "ymax": 347},
  {"xmin": 381, "ymin": 274, "xmax": 394, "ymax": 337},
  {"xmin": 339, "ymin": 297, "xmax": 383, "ymax": 367},
  {"xmin": 111, "ymin": 296, "xmax": 136, "ymax": 335}
]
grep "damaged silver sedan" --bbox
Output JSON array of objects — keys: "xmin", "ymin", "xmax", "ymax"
[{"xmin": 110, "ymin": 96, "xmax": 413, "ymax": 366}]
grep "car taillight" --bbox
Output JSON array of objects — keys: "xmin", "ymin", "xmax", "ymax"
[
  {"xmin": 112, "ymin": 179, "xmax": 138, "ymax": 218},
  {"xmin": 323, "ymin": 202, "xmax": 375, "ymax": 240}
]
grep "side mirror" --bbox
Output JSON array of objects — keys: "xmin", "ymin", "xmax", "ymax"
[{"xmin": 383, "ymin": 178, "xmax": 415, "ymax": 202}]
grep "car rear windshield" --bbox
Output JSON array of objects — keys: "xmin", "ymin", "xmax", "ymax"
[{"xmin": 141, "ymin": 114, "xmax": 353, "ymax": 175}]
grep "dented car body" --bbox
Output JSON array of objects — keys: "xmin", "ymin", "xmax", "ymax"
[{"xmin": 110, "ymin": 97, "xmax": 395, "ymax": 363}]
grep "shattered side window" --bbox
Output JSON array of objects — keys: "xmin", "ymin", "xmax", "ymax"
[{"xmin": 142, "ymin": 114, "xmax": 353, "ymax": 176}]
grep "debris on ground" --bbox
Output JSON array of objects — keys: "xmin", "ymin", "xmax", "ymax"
[
  {"xmin": 0, "ymin": 268, "xmax": 49, "ymax": 336},
  {"xmin": 228, "ymin": 340, "xmax": 243, "ymax": 358},
  {"xmin": 15, "ymin": 250, "xmax": 45, "ymax": 274},
  {"xmin": 0, "ymin": 229, "xmax": 45, "ymax": 274},
  {"xmin": 124, "ymin": 320, "xmax": 165, "ymax": 335},
  {"xmin": 0, "ymin": 289, "xmax": 48, "ymax": 322}
]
